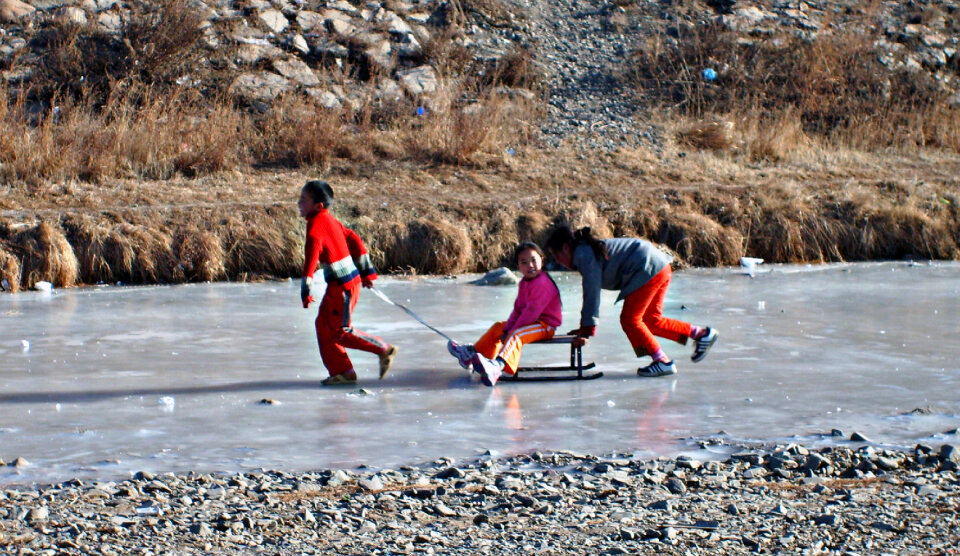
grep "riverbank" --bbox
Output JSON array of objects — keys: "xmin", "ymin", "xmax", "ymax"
[
  {"xmin": 2, "ymin": 443, "xmax": 958, "ymax": 554},
  {"xmin": 3, "ymin": 147, "xmax": 959, "ymax": 292}
]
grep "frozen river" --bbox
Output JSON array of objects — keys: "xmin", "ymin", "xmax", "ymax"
[{"xmin": 2, "ymin": 261, "xmax": 959, "ymax": 486}]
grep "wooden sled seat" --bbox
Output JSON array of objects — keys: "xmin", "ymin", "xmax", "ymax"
[{"xmin": 501, "ymin": 335, "xmax": 603, "ymax": 382}]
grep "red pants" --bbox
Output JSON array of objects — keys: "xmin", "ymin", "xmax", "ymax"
[
  {"xmin": 315, "ymin": 282, "xmax": 388, "ymax": 376},
  {"xmin": 474, "ymin": 321, "xmax": 555, "ymax": 375},
  {"xmin": 620, "ymin": 266, "xmax": 693, "ymax": 357}
]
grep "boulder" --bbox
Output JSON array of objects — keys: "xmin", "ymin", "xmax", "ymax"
[
  {"xmin": 230, "ymin": 72, "xmax": 292, "ymax": 104},
  {"xmin": 0, "ymin": 0, "xmax": 35, "ymax": 23},
  {"xmin": 470, "ymin": 267, "xmax": 519, "ymax": 286},
  {"xmin": 273, "ymin": 58, "xmax": 320, "ymax": 87},
  {"xmin": 397, "ymin": 65, "xmax": 438, "ymax": 96},
  {"xmin": 259, "ymin": 8, "xmax": 288, "ymax": 34}
]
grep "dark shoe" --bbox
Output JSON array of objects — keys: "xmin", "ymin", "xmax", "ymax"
[
  {"xmin": 322, "ymin": 371, "xmax": 357, "ymax": 386},
  {"xmin": 691, "ymin": 327, "xmax": 718, "ymax": 363},
  {"xmin": 379, "ymin": 345, "xmax": 398, "ymax": 379},
  {"xmin": 637, "ymin": 360, "xmax": 677, "ymax": 378},
  {"xmin": 471, "ymin": 353, "xmax": 504, "ymax": 387}
]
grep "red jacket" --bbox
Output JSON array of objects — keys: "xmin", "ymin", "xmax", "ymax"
[{"xmin": 302, "ymin": 209, "xmax": 377, "ymax": 288}]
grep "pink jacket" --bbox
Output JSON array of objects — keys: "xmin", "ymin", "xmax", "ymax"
[{"xmin": 503, "ymin": 271, "xmax": 562, "ymax": 336}]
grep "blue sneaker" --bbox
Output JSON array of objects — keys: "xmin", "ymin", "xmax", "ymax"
[
  {"xmin": 637, "ymin": 360, "xmax": 677, "ymax": 378},
  {"xmin": 470, "ymin": 353, "xmax": 504, "ymax": 386},
  {"xmin": 447, "ymin": 341, "xmax": 475, "ymax": 370},
  {"xmin": 691, "ymin": 327, "xmax": 718, "ymax": 363}
]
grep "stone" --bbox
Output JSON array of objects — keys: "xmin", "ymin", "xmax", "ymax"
[
  {"xmin": 259, "ymin": 9, "xmax": 288, "ymax": 34},
  {"xmin": 307, "ymin": 89, "xmax": 342, "ymax": 109},
  {"xmin": 97, "ymin": 12, "xmax": 122, "ymax": 33},
  {"xmin": 470, "ymin": 267, "xmax": 519, "ymax": 286},
  {"xmin": 296, "ymin": 10, "xmax": 325, "ymax": 32},
  {"xmin": 272, "ymin": 58, "xmax": 320, "ymax": 87},
  {"xmin": 0, "ymin": 0, "xmax": 34, "ymax": 23},
  {"xmin": 358, "ymin": 475, "xmax": 384, "ymax": 491},
  {"xmin": 57, "ymin": 6, "xmax": 87, "ymax": 25},
  {"xmin": 397, "ymin": 65, "xmax": 438, "ymax": 97},
  {"xmin": 229, "ymin": 72, "xmax": 292, "ymax": 104}
]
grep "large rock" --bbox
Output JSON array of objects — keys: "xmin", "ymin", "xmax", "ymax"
[
  {"xmin": 273, "ymin": 58, "xmax": 320, "ymax": 87},
  {"xmin": 398, "ymin": 65, "xmax": 438, "ymax": 96},
  {"xmin": 470, "ymin": 267, "xmax": 519, "ymax": 286},
  {"xmin": 296, "ymin": 10, "xmax": 325, "ymax": 32},
  {"xmin": 0, "ymin": 0, "xmax": 35, "ymax": 23},
  {"xmin": 230, "ymin": 72, "xmax": 292, "ymax": 104},
  {"xmin": 259, "ymin": 8, "xmax": 288, "ymax": 34}
]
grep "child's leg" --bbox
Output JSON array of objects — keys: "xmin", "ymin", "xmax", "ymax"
[
  {"xmin": 474, "ymin": 321, "xmax": 507, "ymax": 360},
  {"xmin": 641, "ymin": 267, "xmax": 694, "ymax": 345},
  {"xmin": 316, "ymin": 289, "xmax": 355, "ymax": 377},
  {"xmin": 621, "ymin": 267, "xmax": 691, "ymax": 358},
  {"xmin": 497, "ymin": 322, "xmax": 555, "ymax": 375},
  {"xmin": 329, "ymin": 283, "xmax": 391, "ymax": 355}
]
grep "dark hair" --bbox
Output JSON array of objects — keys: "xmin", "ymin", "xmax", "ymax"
[
  {"xmin": 303, "ymin": 179, "xmax": 334, "ymax": 208},
  {"xmin": 545, "ymin": 225, "xmax": 608, "ymax": 260},
  {"xmin": 514, "ymin": 241, "xmax": 544, "ymax": 265}
]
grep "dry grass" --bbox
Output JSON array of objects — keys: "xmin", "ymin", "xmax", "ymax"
[
  {"xmin": 0, "ymin": 79, "xmax": 540, "ymax": 189},
  {"xmin": 2, "ymin": 148, "xmax": 959, "ymax": 291},
  {"xmin": 631, "ymin": 23, "xmax": 959, "ymax": 154}
]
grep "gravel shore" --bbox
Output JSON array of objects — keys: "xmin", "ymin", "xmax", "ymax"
[{"xmin": 2, "ymin": 443, "xmax": 958, "ymax": 554}]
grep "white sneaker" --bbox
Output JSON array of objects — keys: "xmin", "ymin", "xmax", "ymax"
[
  {"xmin": 470, "ymin": 353, "xmax": 504, "ymax": 387},
  {"xmin": 691, "ymin": 328, "xmax": 718, "ymax": 363},
  {"xmin": 447, "ymin": 341, "xmax": 475, "ymax": 370},
  {"xmin": 637, "ymin": 360, "xmax": 677, "ymax": 378}
]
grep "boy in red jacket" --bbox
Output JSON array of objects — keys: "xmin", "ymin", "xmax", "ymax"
[{"xmin": 298, "ymin": 180, "xmax": 397, "ymax": 386}]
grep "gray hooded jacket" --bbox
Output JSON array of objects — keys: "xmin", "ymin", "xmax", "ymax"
[{"xmin": 573, "ymin": 237, "xmax": 672, "ymax": 327}]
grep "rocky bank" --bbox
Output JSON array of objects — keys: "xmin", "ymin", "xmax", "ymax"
[{"xmin": 2, "ymin": 442, "xmax": 959, "ymax": 554}]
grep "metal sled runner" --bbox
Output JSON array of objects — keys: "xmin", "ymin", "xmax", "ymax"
[{"xmin": 501, "ymin": 335, "xmax": 603, "ymax": 382}]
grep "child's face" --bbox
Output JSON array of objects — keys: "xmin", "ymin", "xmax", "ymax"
[
  {"xmin": 549, "ymin": 244, "xmax": 573, "ymax": 269},
  {"xmin": 517, "ymin": 248, "xmax": 543, "ymax": 280},
  {"xmin": 298, "ymin": 188, "xmax": 319, "ymax": 218}
]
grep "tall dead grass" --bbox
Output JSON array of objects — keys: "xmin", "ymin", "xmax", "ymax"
[
  {"xmin": 1, "ymin": 181, "xmax": 957, "ymax": 292},
  {"xmin": 0, "ymin": 80, "xmax": 540, "ymax": 188},
  {"xmin": 631, "ymin": 23, "xmax": 960, "ymax": 154}
]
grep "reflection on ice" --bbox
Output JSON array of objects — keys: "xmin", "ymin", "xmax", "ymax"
[{"xmin": 1, "ymin": 261, "xmax": 959, "ymax": 485}]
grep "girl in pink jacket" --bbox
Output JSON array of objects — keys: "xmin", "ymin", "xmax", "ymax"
[{"xmin": 448, "ymin": 242, "xmax": 562, "ymax": 386}]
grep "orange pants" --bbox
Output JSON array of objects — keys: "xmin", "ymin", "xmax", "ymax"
[
  {"xmin": 315, "ymin": 282, "xmax": 388, "ymax": 376},
  {"xmin": 474, "ymin": 321, "xmax": 556, "ymax": 375},
  {"xmin": 620, "ymin": 266, "xmax": 693, "ymax": 357}
]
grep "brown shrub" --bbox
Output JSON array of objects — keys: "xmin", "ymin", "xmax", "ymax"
[
  {"xmin": 470, "ymin": 209, "xmax": 517, "ymax": 269},
  {"xmin": 173, "ymin": 227, "xmax": 226, "ymax": 283},
  {"xmin": 515, "ymin": 211, "xmax": 553, "ymax": 245},
  {"xmin": 254, "ymin": 96, "xmax": 345, "ymax": 168},
  {"xmin": 741, "ymin": 109, "xmax": 811, "ymax": 162},
  {"xmin": 30, "ymin": 0, "xmax": 208, "ymax": 104},
  {"xmin": 653, "ymin": 210, "xmax": 743, "ymax": 267},
  {"xmin": 62, "ymin": 216, "xmax": 177, "ymax": 284},
  {"xmin": 221, "ymin": 208, "xmax": 302, "ymax": 280},
  {"xmin": 380, "ymin": 218, "xmax": 473, "ymax": 274},
  {"xmin": 0, "ymin": 243, "xmax": 21, "ymax": 292},
  {"xmin": 677, "ymin": 119, "xmax": 735, "ymax": 152},
  {"xmin": 631, "ymin": 24, "xmax": 955, "ymax": 150},
  {"xmin": 11, "ymin": 221, "xmax": 79, "ymax": 289}
]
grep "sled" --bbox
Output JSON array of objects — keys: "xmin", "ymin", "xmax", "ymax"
[{"xmin": 501, "ymin": 335, "xmax": 603, "ymax": 382}]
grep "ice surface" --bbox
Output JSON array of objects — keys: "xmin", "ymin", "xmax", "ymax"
[{"xmin": 1, "ymin": 262, "xmax": 959, "ymax": 485}]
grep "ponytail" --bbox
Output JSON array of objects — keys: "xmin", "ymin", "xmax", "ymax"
[
  {"xmin": 574, "ymin": 227, "xmax": 608, "ymax": 260},
  {"xmin": 546, "ymin": 225, "xmax": 608, "ymax": 261}
]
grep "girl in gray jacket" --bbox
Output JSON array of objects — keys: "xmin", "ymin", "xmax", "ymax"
[{"xmin": 545, "ymin": 225, "xmax": 717, "ymax": 377}]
